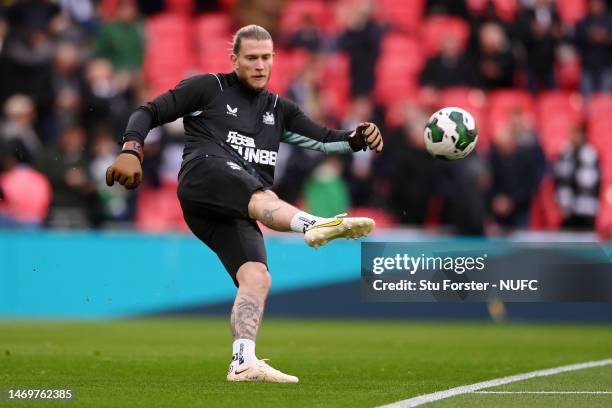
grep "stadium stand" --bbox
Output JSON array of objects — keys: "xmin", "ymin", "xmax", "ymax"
[{"xmin": 2, "ymin": 0, "xmax": 611, "ymax": 237}]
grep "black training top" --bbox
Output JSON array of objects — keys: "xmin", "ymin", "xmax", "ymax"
[{"xmin": 122, "ymin": 72, "xmax": 356, "ymax": 187}]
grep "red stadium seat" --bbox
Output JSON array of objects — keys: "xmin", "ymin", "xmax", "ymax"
[
  {"xmin": 596, "ymin": 182, "xmax": 612, "ymax": 239},
  {"xmin": 374, "ymin": 35, "xmax": 423, "ymax": 104},
  {"xmin": 144, "ymin": 14, "xmax": 194, "ymax": 94},
  {"xmin": 536, "ymin": 91, "xmax": 584, "ymax": 159},
  {"xmin": 164, "ymin": 0, "xmax": 194, "ymax": 15},
  {"xmin": 136, "ymin": 182, "xmax": 189, "ymax": 233},
  {"xmin": 586, "ymin": 94, "xmax": 612, "ymax": 154},
  {"xmin": 280, "ymin": 0, "xmax": 338, "ymax": 36},
  {"xmin": 487, "ymin": 89, "xmax": 535, "ymax": 135},
  {"xmin": 557, "ymin": 0, "xmax": 587, "ymax": 26},
  {"xmin": 194, "ymin": 13, "xmax": 232, "ymax": 38},
  {"xmin": 375, "ymin": 0, "xmax": 425, "ymax": 33},
  {"xmin": 466, "ymin": 0, "xmax": 517, "ymax": 22},
  {"xmin": 317, "ymin": 53, "xmax": 351, "ymax": 118},
  {"xmin": 419, "ymin": 16, "xmax": 470, "ymax": 56},
  {"xmin": 530, "ymin": 177, "xmax": 563, "ymax": 230}
]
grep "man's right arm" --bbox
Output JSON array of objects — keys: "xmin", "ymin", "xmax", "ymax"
[
  {"xmin": 107, "ymin": 74, "xmax": 222, "ymax": 189},
  {"xmin": 122, "ymin": 74, "xmax": 220, "ymax": 145}
]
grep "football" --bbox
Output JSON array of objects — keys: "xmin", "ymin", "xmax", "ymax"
[{"xmin": 424, "ymin": 107, "xmax": 478, "ymax": 160}]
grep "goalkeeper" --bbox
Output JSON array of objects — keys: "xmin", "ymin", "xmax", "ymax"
[{"xmin": 106, "ymin": 25, "xmax": 383, "ymax": 383}]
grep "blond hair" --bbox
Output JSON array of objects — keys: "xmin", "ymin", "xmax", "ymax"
[{"xmin": 232, "ymin": 25, "xmax": 272, "ymax": 54}]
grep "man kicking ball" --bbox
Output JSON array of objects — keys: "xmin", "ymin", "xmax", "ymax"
[{"xmin": 106, "ymin": 25, "xmax": 383, "ymax": 383}]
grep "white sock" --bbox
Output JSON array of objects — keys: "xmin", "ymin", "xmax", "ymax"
[
  {"xmin": 232, "ymin": 339, "xmax": 257, "ymax": 366},
  {"xmin": 290, "ymin": 211, "xmax": 326, "ymax": 233}
]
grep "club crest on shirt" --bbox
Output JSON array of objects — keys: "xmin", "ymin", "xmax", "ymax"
[
  {"xmin": 226, "ymin": 104, "xmax": 238, "ymax": 117},
  {"xmin": 262, "ymin": 111, "xmax": 275, "ymax": 125}
]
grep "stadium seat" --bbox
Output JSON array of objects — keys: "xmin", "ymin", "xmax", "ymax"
[
  {"xmin": 536, "ymin": 91, "xmax": 584, "ymax": 158},
  {"xmin": 419, "ymin": 16, "xmax": 470, "ymax": 56},
  {"xmin": 586, "ymin": 94, "xmax": 612, "ymax": 155},
  {"xmin": 375, "ymin": 0, "xmax": 425, "ymax": 33},
  {"xmin": 136, "ymin": 182, "xmax": 188, "ymax": 233},
  {"xmin": 317, "ymin": 53, "xmax": 351, "ymax": 118},
  {"xmin": 374, "ymin": 35, "xmax": 423, "ymax": 104},
  {"xmin": 596, "ymin": 181, "xmax": 612, "ymax": 239},
  {"xmin": 466, "ymin": 0, "xmax": 517, "ymax": 22},
  {"xmin": 144, "ymin": 14, "xmax": 194, "ymax": 95},
  {"xmin": 487, "ymin": 89, "xmax": 535, "ymax": 135},
  {"xmin": 164, "ymin": 0, "xmax": 194, "ymax": 15},
  {"xmin": 280, "ymin": 0, "xmax": 338, "ymax": 36},
  {"xmin": 529, "ymin": 176, "xmax": 563, "ymax": 230},
  {"xmin": 194, "ymin": 13, "xmax": 232, "ymax": 38},
  {"xmin": 557, "ymin": 0, "xmax": 587, "ymax": 26}
]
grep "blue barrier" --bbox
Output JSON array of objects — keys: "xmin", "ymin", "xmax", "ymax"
[
  {"xmin": 0, "ymin": 231, "xmax": 359, "ymax": 318},
  {"xmin": 1, "ymin": 231, "xmax": 611, "ymax": 321}
]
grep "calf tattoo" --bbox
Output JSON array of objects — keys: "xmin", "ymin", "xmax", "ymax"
[{"xmin": 231, "ymin": 293, "xmax": 262, "ymax": 340}]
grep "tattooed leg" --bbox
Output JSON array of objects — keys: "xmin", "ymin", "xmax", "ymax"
[
  {"xmin": 230, "ymin": 292, "xmax": 262, "ymax": 340},
  {"xmin": 232, "ymin": 262, "xmax": 272, "ymax": 341},
  {"xmin": 248, "ymin": 190, "xmax": 300, "ymax": 231}
]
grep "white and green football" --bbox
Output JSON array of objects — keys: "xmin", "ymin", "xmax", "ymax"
[{"xmin": 424, "ymin": 107, "xmax": 478, "ymax": 160}]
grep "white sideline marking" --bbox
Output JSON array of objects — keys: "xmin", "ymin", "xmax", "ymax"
[
  {"xmin": 378, "ymin": 358, "xmax": 612, "ymax": 407},
  {"xmin": 474, "ymin": 391, "xmax": 612, "ymax": 394}
]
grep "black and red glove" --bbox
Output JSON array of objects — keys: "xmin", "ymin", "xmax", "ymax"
[
  {"xmin": 349, "ymin": 122, "xmax": 384, "ymax": 153},
  {"xmin": 105, "ymin": 141, "xmax": 143, "ymax": 190}
]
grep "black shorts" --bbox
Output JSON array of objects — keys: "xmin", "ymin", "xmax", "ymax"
[{"xmin": 177, "ymin": 156, "xmax": 267, "ymax": 286}]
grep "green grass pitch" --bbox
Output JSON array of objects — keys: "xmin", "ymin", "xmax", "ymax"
[{"xmin": 1, "ymin": 319, "xmax": 611, "ymax": 407}]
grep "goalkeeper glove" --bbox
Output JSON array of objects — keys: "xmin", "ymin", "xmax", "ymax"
[
  {"xmin": 105, "ymin": 141, "xmax": 143, "ymax": 190},
  {"xmin": 349, "ymin": 122, "xmax": 383, "ymax": 153}
]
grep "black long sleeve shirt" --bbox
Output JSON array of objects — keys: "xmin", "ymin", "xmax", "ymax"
[{"xmin": 123, "ymin": 72, "xmax": 354, "ymax": 186}]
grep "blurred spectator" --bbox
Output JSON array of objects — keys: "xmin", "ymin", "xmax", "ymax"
[
  {"xmin": 436, "ymin": 154, "xmax": 486, "ymax": 235},
  {"xmin": 386, "ymin": 104, "xmax": 436, "ymax": 225},
  {"xmin": 136, "ymin": 0, "xmax": 165, "ymax": 16},
  {"xmin": 81, "ymin": 58, "xmax": 134, "ymax": 135},
  {"xmin": 304, "ymin": 157, "xmax": 350, "ymax": 217},
  {"xmin": 89, "ymin": 126, "xmax": 134, "ymax": 226},
  {"xmin": 336, "ymin": 1, "xmax": 385, "ymax": 97},
  {"xmin": 287, "ymin": 14, "xmax": 323, "ymax": 54},
  {"xmin": 58, "ymin": 0, "xmax": 96, "ymax": 32},
  {"xmin": 4, "ymin": 0, "xmax": 60, "ymax": 30},
  {"xmin": 476, "ymin": 22, "xmax": 515, "ymax": 89},
  {"xmin": 341, "ymin": 96, "xmax": 385, "ymax": 207},
  {"xmin": 426, "ymin": 0, "xmax": 469, "ymax": 18},
  {"xmin": 488, "ymin": 110, "xmax": 546, "ymax": 229},
  {"xmin": 39, "ymin": 125, "xmax": 95, "ymax": 228},
  {"xmin": 1, "ymin": 26, "xmax": 54, "ymax": 114},
  {"xmin": 0, "ymin": 94, "xmax": 42, "ymax": 161},
  {"xmin": 0, "ymin": 138, "xmax": 51, "ymax": 228},
  {"xmin": 420, "ymin": 35, "xmax": 477, "ymax": 89},
  {"xmin": 96, "ymin": 0, "xmax": 145, "ymax": 73},
  {"xmin": 574, "ymin": 0, "xmax": 612, "ymax": 96},
  {"xmin": 0, "ymin": 15, "xmax": 8, "ymax": 54},
  {"xmin": 276, "ymin": 62, "xmax": 328, "ymax": 204},
  {"xmin": 554, "ymin": 126, "xmax": 601, "ymax": 230},
  {"xmin": 516, "ymin": 0, "xmax": 563, "ymax": 93},
  {"xmin": 286, "ymin": 61, "xmax": 325, "ymax": 121},
  {"xmin": 195, "ymin": 0, "xmax": 222, "ymax": 13},
  {"xmin": 468, "ymin": 1, "xmax": 508, "ymax": 55},
  {"xmin": 233, "ymin": 0, "xmax": 283, "ymax": 38},
  {"xmin": 47, "ymin": 41, "xmax": 84, "ymax": 141}
]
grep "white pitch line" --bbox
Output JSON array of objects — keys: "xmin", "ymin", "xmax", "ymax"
[
  {"xmin": 474, "ymin": 391, "xmax": 612, "ymax": 395},
  {"xmin": 377, "ymin": 358, "xmax": 612, "ymax": 408}
]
